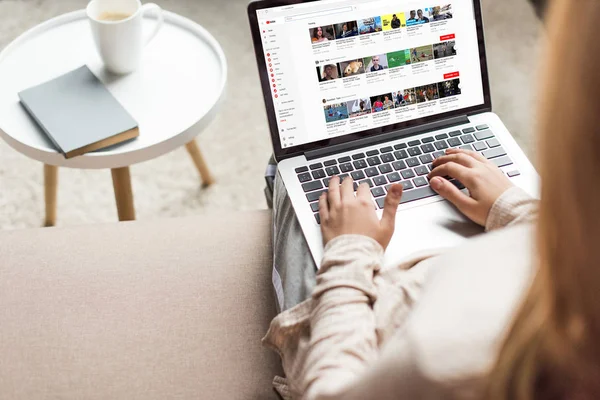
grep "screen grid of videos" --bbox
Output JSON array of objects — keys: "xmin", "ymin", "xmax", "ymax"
[
  {"xmin": 323, "ymin": 78, "xmax": 461, "ymax": 123},
  {"xmin": 309, "ymin": 4, "xmax": 453, "ymax": 44},
  {"xmin": 316, "ymin": 39, "xmax": 456, "ymax": 82}
]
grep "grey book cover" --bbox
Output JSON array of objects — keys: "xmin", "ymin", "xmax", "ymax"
[{"xmin": 18, "ymin": 65, "xmax": 139, "ymax": 159}]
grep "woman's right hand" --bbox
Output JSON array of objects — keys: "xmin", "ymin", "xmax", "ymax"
[{"xmin": 428, "ymin": 148, "xmax": 514, "ymax": 226}]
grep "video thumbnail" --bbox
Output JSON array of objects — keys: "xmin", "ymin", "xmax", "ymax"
[
  {"xmin": 316, "ymin": 64, "xmax": 341, "ymax": 82},
  {"xmin": 410, "ymin": 45, "xmax": 434, "ymax": 63},
  {"xmin": 387, "ymin": 50, "xmax": 412, "ymax": 68},
  {"xmin": 364, "ymin": 54, "xmax": 389, "ymax": 72},
  {"xmin": 438, "ymin": 78, "xmax": 461, "ymax": 98},
  {"xmin": 393, "ymin": 88, "xmax": 417, "ymax": 107},
  {"xmin": 433, "ymin": 40, "xmax": 456, "ymax": 59},
  {"xmin": 358, "ymin": 17, "xmax": 383, "ymax": 35},
  {"xmin": 432, "ymin": 4, "xmax": 453, "ymax": 21},
  {"xmin": 416, "ymin": 84, "xmax": 440, "ymax": 102},
  {"xmin": 324, "ymin": 103, "xmax": 349, "ymax": 123},
  {"xmin": 382, "ymin": 13, "xmax": 405, "ymax": 30},
  {"xmin": 310, "ymin": 26, "xmax": 335, "ymax": 43},
  {"xmin": 339, "ymin": 59, "xmax": 365, "ymax": 77},
  {"xmin": 347, "ymin": 98, "xmax": 372, "ymax": 117},
  {"xmin": 370, "ymin": 93, "xmax": 394, "ymax": 113},
  {"xmin": 406, "ymin": 8, "xmax": 433, "ymax": 26},
  {"xmin": 334, "ymin": 21, "xmax": 359, "ymax": 39}
]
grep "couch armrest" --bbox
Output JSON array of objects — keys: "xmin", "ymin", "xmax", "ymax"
[{"xmin": 0, "ymin": 211, "xmax": 282, "ymax": 400}]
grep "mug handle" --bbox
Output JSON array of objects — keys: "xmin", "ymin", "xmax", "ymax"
[{"xmin": 141, "ymin": 3, "xmax": 164, "ymax": 46}]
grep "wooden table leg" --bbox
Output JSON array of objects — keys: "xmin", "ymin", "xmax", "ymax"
[
  {"xmin": 111, "ymin": 167, "xmax": 136, "ymax": 222},
  {"xmin": 185, "ymin": 140, "xmax": 215, "ymax": 188},
  {"xmin": 44, "ymin": 164, "xmax": 58, "ymax": 227}
]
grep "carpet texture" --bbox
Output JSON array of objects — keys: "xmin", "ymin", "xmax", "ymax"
[{"xmin": 0, "ymin": 0, "xmax": 542, "ymax": 230}]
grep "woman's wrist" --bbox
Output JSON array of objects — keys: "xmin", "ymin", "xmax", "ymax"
[{"xmin": 485, "ymin": 186, "xmax": 537, "ymax": 232}]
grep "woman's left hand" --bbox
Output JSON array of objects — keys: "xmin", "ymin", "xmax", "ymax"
[{"xmin": 319, "ymin": 176, "xmax": 404, "ymax": 249}]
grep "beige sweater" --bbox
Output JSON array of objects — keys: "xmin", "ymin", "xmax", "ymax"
[{"xmin": 263, "ymin": 187, "xmax": 539, "ymax": 400}]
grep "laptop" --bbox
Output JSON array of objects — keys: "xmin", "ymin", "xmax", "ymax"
[{"xmin": 247, "ymin": 0, "xmax": 539, "ymax": 268}]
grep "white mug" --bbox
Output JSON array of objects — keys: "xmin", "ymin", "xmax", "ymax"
[{"xmin": 87, "ymin": 0, "xmax": 164, "ymax": 75}]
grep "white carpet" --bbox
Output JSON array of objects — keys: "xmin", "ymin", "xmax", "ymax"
[{"xmin": 0, "ymin": 0, "xmax": 542, "ymax": 230}]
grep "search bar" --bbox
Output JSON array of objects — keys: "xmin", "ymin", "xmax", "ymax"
[{"xmin": 285, "ymin": 6, "xmax": 353, "ymax": 22}]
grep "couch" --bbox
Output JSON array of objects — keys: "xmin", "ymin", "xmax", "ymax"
[{"xmin": 0, "ymin": 211, "xmax": 283, "ymax": 399}]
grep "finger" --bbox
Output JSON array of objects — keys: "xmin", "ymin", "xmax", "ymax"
[
  {"xmin": 446, "ymin": 148, "xmax": 488, "ymax": 163},
  {"xmin": 380, "ymin": 184, "xmax": 403, "ymax": 232},
  {"xmin": 340, "ymin": 176, "xmax": 354, "ymax": 202},
  {"xmin": 327, "ymin": 176, "xmax": 341, "ymax": 210},
  {"xmin": 428, "ymin": 162, "xmax": 473, "ymax": 183},
  {"xmin": 430, "ymin": 176, "xmax": 477, "ymax": 212},
  {"xmin": 432, "ymin": 153, "xmax": 477, "ymax": 169},
  {"xmin": 318, "ymin": 192, "xmax": 329, "ymax": 222},
  {"xmin": 356, "ymin": 182, "xmax": 371, "ymax": 203}
]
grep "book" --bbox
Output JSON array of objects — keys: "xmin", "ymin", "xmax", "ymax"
[{"xmin": 18, "ymin": 65, "xmax": 139, "ymax": 159}]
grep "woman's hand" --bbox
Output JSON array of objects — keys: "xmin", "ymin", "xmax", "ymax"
[
  {"xmin": 319, "ymin": 176, "xmax": 404, "ymax": 249},
  {"xmin": 428, "ymin": 148, "xmax": 514, "ymax": 226}
]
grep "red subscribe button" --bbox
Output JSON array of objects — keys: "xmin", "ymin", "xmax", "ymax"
[
  {"xmin": 444, "ymin": 71, "xmax": 460, "ymax": 79},
  {"xmin": 440, "ymin": 33, "xmax": 456, "ymax": 41}
]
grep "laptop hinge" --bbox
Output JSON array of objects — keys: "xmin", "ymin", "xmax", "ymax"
[{"xmin": 304, "ymin": 115, "xmax": 470, "ymax": 160}]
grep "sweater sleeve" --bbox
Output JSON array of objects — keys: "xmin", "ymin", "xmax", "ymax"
[
  {"xmin": 300, "ymin": 234, "xmax": 384, "ymax": 400},
  {"xmin": 485, "ymin": 186, "xmax": 539, "ymax": 232}
]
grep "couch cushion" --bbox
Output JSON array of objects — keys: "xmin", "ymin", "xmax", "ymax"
[{"xmin": 0, "ymin": 211, "xmax": 282, "ymax": 400}]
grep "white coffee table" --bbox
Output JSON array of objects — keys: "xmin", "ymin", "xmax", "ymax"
[{"xmin": 0, "ymin": 9, "xmax": 227, "ymax": 225}]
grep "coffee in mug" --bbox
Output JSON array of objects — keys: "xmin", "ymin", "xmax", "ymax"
[
  {"xmin": 87, "ymin": 0, "xmax": 164, "ymax": 75},
  {"xmin": 97, "ymin": 12, "xmax": 132, "ymax": 22}
]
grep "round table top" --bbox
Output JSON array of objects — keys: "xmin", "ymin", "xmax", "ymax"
[{"xmin": 0, "ymin": 9, "xmax": 227, "ymax": 169}]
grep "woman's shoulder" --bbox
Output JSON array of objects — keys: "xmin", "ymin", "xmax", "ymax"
[{"xmin": 402, "ymin": 224, "xmax": 537, "ymax": 389}]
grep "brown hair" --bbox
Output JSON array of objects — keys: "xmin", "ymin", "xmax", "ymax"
[
  {"xmin": 312, "ymin": 27, "xmax": 323, "ymax": 40},
  {"xmin": 488, "ymin": 0, "xmax": 600, "ymax": 398}
]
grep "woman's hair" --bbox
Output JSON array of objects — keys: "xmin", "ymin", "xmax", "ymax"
[
  {"xmin": 488, "ymin": 0, "xmax": 600, "ymax": 398},
  {"xmin": 313, "ymin": 27, "xmax": 323, "ymax": 40}
]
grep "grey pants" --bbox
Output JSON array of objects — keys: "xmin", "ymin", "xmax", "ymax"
[{"xmin": 265, "ymin": 158, "xmax": 317, "ymax": 313}]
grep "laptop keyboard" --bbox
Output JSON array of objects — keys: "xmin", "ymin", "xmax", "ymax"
[{"xmin": 295, "ymin": 125, "xmax": 519, "ymax": 224}]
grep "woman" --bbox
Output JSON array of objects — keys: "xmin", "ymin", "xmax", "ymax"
[
  {"xmin": 311, "ymin": 27, "xmax": 328, "ymax": 43},
  {"xmin": 404, "ymin": 89, "xmax": 413, "ymax": 103},
  {"xmin": 383, "ymin": 95, "xmax": 393, "ymax": 110},
  {"xmin": 359, "ymin": 100, "xmax": 366, "ymax": 112},
  {"xmin": 264, "ymin": 0, "xmax": 600, "ymax": 398},
  {"xmin": 391, "ymin": 14, "xmax": 401, "ymax": 29}
]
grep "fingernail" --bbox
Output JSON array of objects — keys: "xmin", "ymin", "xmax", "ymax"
[
  {"xmin": 431, "ymin": 177, "xmax": 442, "ymax": 190},
  {"xmin": 392, "ymin": 185, "xmax": 402, "ymax": 196}
]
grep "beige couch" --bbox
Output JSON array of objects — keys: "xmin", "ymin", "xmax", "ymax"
[{"xmin": 0, "ymin": 211, "xmax": 283, "ymax": 399}]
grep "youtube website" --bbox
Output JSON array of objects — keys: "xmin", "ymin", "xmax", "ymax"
[{"xmin": 256, "ymin": 0, "xmax": 484, "ymax": 149}]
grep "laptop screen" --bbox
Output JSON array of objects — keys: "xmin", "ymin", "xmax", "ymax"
[{"xmin": 254, "ymin": 0, "xmax": 486, "ymax": 151}]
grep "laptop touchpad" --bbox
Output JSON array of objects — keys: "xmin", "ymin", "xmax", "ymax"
[{"xmin": 383, "ymin": 200, "xmax": 483, "ymax": 267}]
